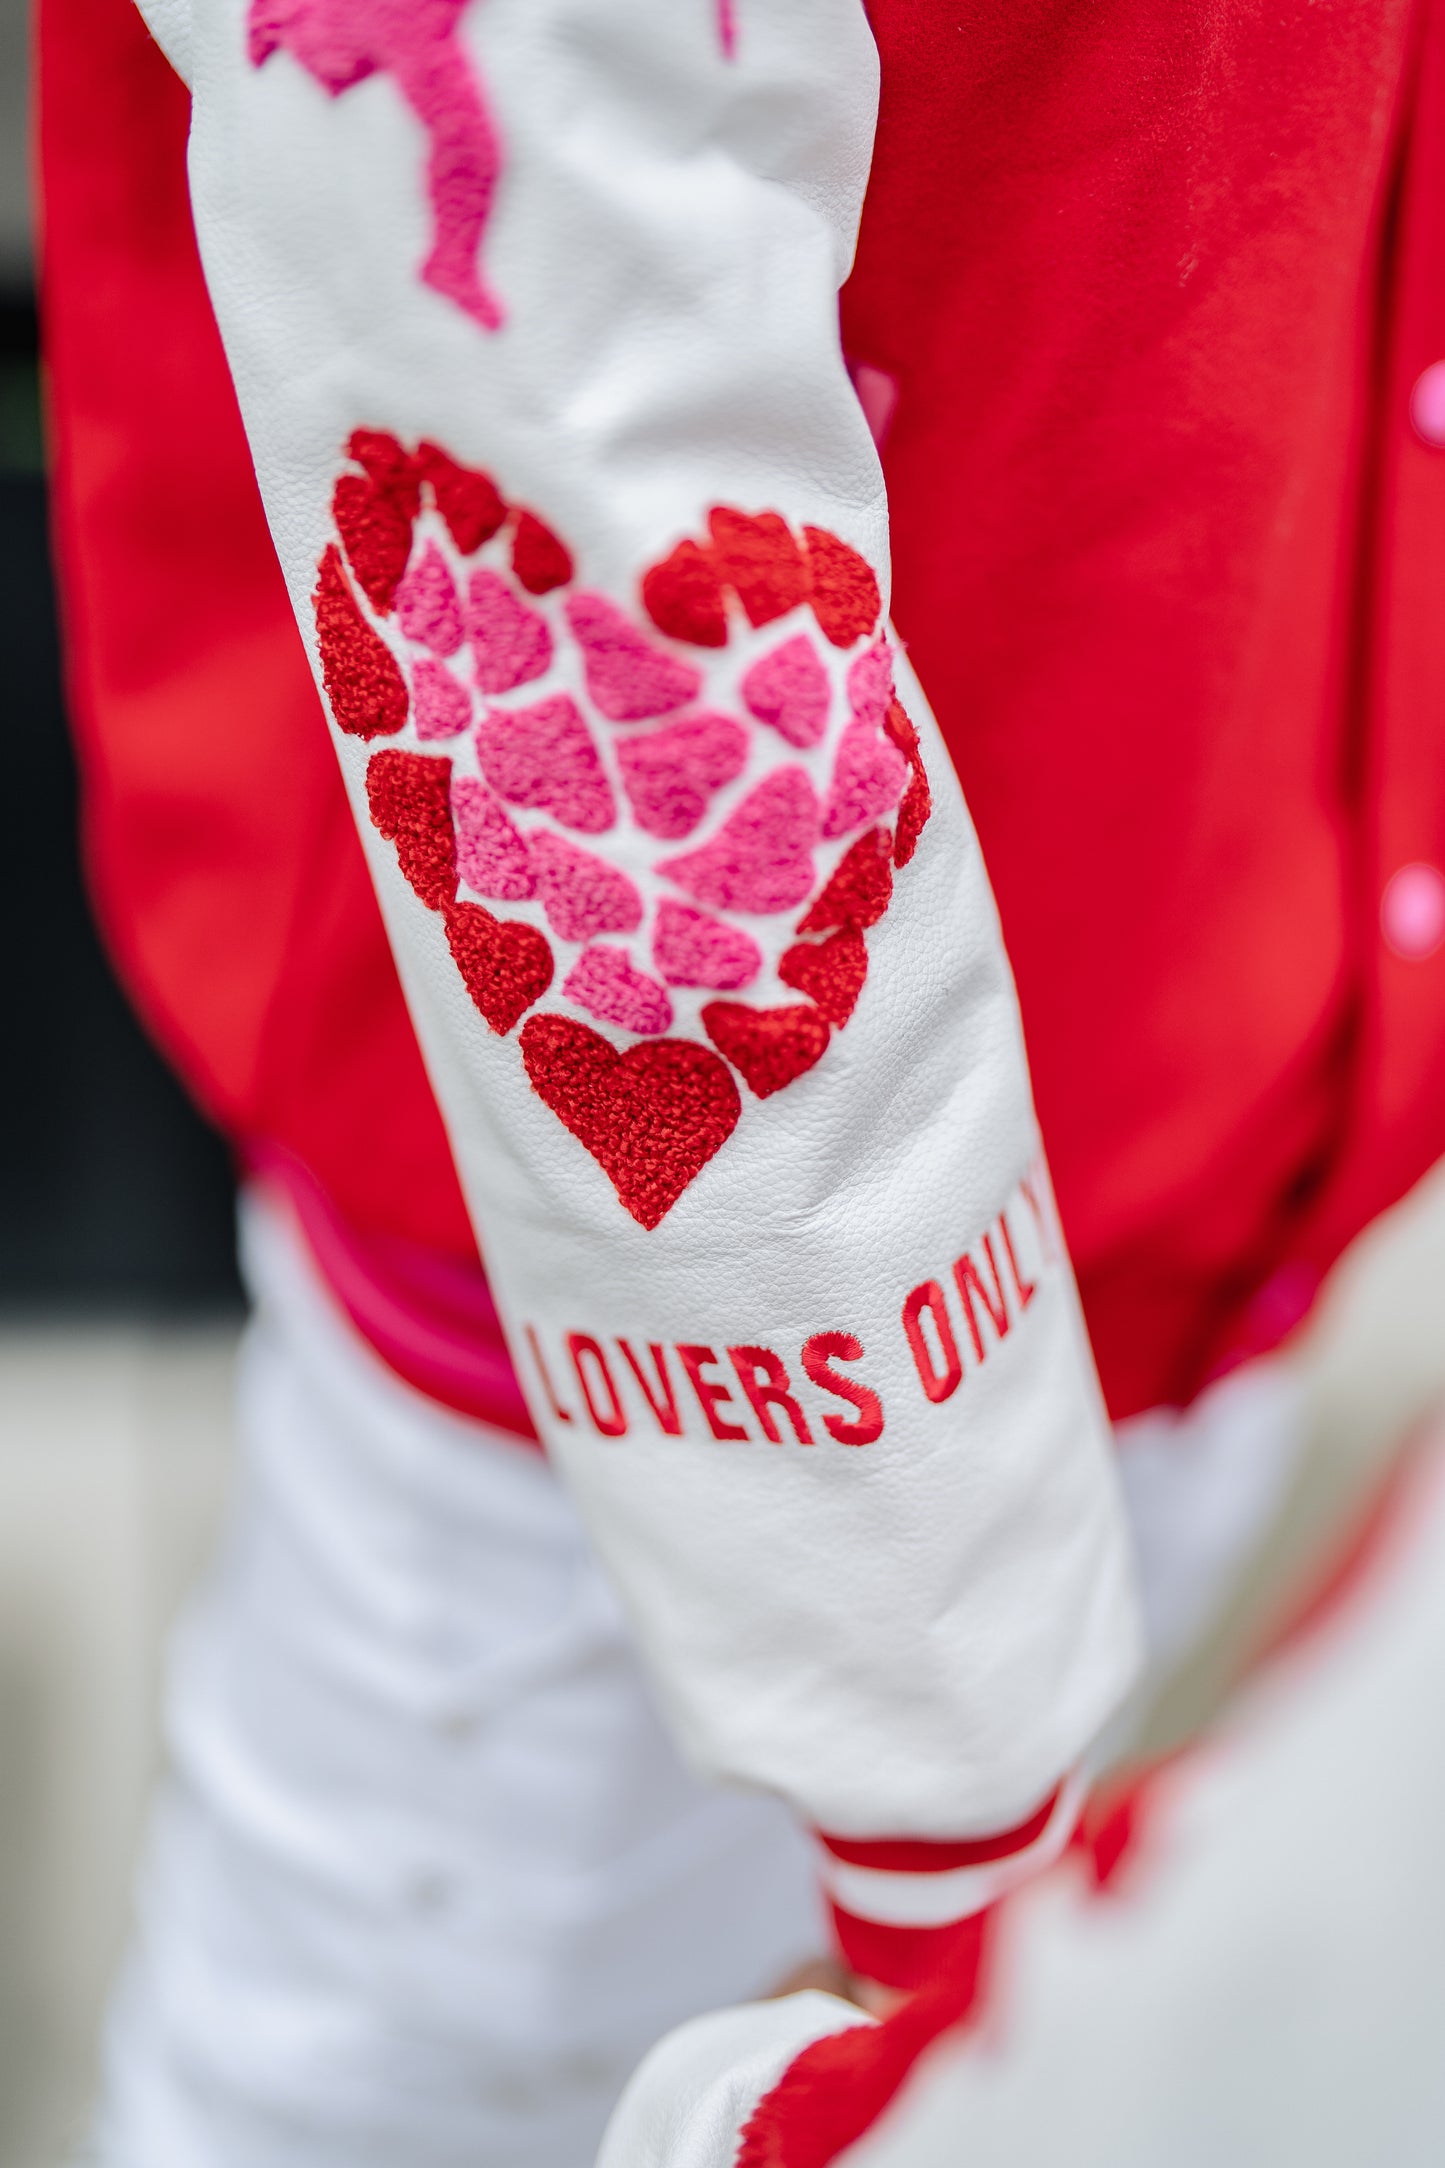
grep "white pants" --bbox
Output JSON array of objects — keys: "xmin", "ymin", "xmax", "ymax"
[{"xmin": 92, "ymin": 1193, "xmax": 823, "ymax": 2168}]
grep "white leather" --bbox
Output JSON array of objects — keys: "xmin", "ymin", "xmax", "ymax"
[
  {"xmin": 144, "ymin": 0, "xmax": 1142, "ymax": 1840},
  {"xmin": 595, "ymin": 1992, "xmax": 870, "ymax": 2168}
]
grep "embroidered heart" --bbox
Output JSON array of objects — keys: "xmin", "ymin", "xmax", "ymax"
[
  {"xmin": 804, "ymin": 525, "xmax": 881, "ymax": 648},
  {"xmin": 413, "ymin": 658, "xmax": 472, "ymax": 741},
  {"xmin": 658, "ymin": 768, "xmax": 820, "ymax": 914},
  {"xmin": 740, "ymin": 635, "xmax": 830, "ymax": 749},
  {"xmin": 821, "ymin": 719, "xmax": 910, "ymax": 839},
  {"xmin": 417, "ymin": 442, "xmax": 506, "ymax": 555},
  {"xmin": 529, "ymin": 831, "xmax": 643, "ymax": 943},
  {"xmin": 396, "ymin": 542, "xmax": 464, "ymax": 655},
  {"xmin": 797, "ymin": 827, "xmax": 894, "ymax": 933},
  {"xmin": 467, "ymin": 569, "xmax": 553, "ymax": 694},
  {"xmin": 846, "ymin": 640, "xmax": 894, "ymax": 730},
  {"xmin": 616, "ymin": 713, "xmax": 749, "ymax": 840},
  {"xmin": 778, "ymin": 929, "xmax": 868, "ymax": 1026},
  {"xmin": 562, "ymin": 947, "xmax": 674, "ymax": 1035},
  {"xmin": 642, "ymin": 540, "xmax": 729, "ymax": 648},
  {"xmin": 511, "ymin": 509, "xmax": 574, "ymax": 595},
  {"xmin": 333, "ymin": 433, "xmax": 418, "ymax": 613},
  {"xmin": 474, "ymin": 696, "xmax": 615, "ymax": 834},
  {"xmin": 652, "ymin": 901, "xmax": 762, "ymax": 990},
  {"xmin": 365, "ymin": 749, "xmax": 457, "ymax": 909},
  {"xmin": 452, "ymin": 778, "xmax": 535, "ymax": 900},
  {"xmin": 445, "ymin": 903, "xmax": 554, "ymax": 1034},
  {"xmin": 565, "ymin": 592, "xmax": 703, "ymax": 720},
  {"xmin": 884, "ymin": 697, "xmax": 933, "ymax": 867},
  {"xmin": 700, "ymin": 1000, "xmax": 831, "ymax": 1099},
  {"xmin": 707, "ymin": 506, "xmax": 808, "ymax": 627},
  {"xmin": 314, "ymin": 545, "xmax": 409, "ymax": 737},
  {"xmin": 330, "ymin": 442, "xmax": 928, "ymax": 1224},
  {"xmin": 520, "ymin": 1016, "xmax": 741, "ymax": 1229}
]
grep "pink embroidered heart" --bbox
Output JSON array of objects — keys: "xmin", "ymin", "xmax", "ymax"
[
  {"xmin": 564, "ymin": 591, "xmax": 703, "ymax": 720},
  {"xmin": 474, "ymin": 695, "xmax": 615, "ymax": 833},
  {"xmin": 821, "ymin": 719, "xmax": 909, "ymax": 840},
  {"xmin": 845, "ymin": 640, "xmax": 894, "ymax": 730},
  {"xmin": 444, "ymin": 903, "xmax": 554, "ymax": 1035},
  {"xmin": 397, "ymin": 542, "xmax": 464, "ymax": 655},
  {"xmin": 616, "ymin": 713, "xmax": 749, "ymax": 839},
  {"xmin": 528, "ymin": 831, "xmax": 643, "ymax": 942},
  {"xmin": 520, "ymin": 1016, "xmax": 740, "ymax": 1230},
  {"xmin": 412, "ymin": 658, "xmax": 472, "ymax": 741},
  {"xmin": 701, "ymin": 1000, "xmax": 831, "ymax": 1098},
  {"xmin": 563, "ymin": 947, "xmax": 674, "ymax": 1035},
  {"xmin": 740, "ymin": 635, "xmax": 830, "ymax": 749},
  {"xmin": 452, "ymin": 777, "xmax": 534, "ymax": 900},
  {"xmin": 468, "ymin": 569, "xmax": 553, "ymax": 694},
  {"xmin": 652, "ymin": 901, "xmax": 762, "ymax": 990},
  {"xmin": 658, "ymin": 768, "xmax": 820, "ymax": 915}
]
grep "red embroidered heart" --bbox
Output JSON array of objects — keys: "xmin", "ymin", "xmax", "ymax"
[
  {"xmin": 797, "ymin": 826, "xmax": 894, "ymax": 933},
  {"xmin": 883, "ymin": 697, "xmax": 932, "ymax": 866},
  {"xmin": 418, "ymin": 441, "xmax": 506, "ymax": 555},
  {"xmin": 365, "ymin": 749, "xmax": 457, "ymax": 909},
  {"xmin": 334, "ymin": 430, "xmax": 420, "ymax": 613},
  {"xmin": 701, "ymin": 1000, "xmax": 831, "ymax": 1098},
  {"xmin": 315, "ymin": 546, "xmax": 409, "ymax": 737},
  {"xmin": 445, "ymin": 903, "xmax": 554, "ymax": 1034},
  {"xmin": 707, "ymin": 506, "xmax": 808, "ymax": 627},
  {"xmin": 521, "ymin": 1015, "xmax": 741, "ymax": 1228},
  {"xmin": 642, "ymin": 540, "xmax": 729, "ymax": 648},
  {"xmin": 778, "ymin": 928, "xmax": 868, "ymax": 1026},
  {"xmin": 804, "ymin": 525, "xmax": 881, "ymax": 648}
]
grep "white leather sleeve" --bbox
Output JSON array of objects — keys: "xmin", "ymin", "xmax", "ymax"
[{"xmin": 146, "ymin": 0, "xmax": 1141, "ymax": 1843}]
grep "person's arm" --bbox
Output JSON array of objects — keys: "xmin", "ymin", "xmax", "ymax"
[{"xmin": 137, "ymin": 0, "xmax": 1141, "ymax": 1985}]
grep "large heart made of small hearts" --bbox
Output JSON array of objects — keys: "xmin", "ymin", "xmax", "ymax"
[{"xmin": 315, "ymin": 430, "xmax": 932, "ymax": 1227}]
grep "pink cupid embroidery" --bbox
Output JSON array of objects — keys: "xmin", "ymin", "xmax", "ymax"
[{"xmin": 247, "ymin": 0, "xmax": 505, "ymax": 330}]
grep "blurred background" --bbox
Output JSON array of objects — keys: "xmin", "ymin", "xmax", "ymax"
[{"xmin": 1, "ymin": 5, "xmax": 243, "ymax": 2158}]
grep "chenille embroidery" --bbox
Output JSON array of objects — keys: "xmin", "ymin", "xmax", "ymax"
[{"xmin": 319, "ymin": 434, "xmax": 931, "ymax": 1222}]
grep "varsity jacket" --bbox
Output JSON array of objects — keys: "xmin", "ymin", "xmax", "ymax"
[{"xmin": 68, "ymin": 0, "xmax": 1142, "ymax": 1986}]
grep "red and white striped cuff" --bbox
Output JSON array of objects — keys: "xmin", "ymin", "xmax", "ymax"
[{"xmin": 814, "ymin": 1772, "xmax": 1083, "ymax": 1989}]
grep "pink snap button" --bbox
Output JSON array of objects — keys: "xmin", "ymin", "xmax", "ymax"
[
  {"xmin": 1381, "ymin": 862, "xmax": 1445, "ymax": 959},
  {"xmin": 1410, "ymin": 362, "xmax": 1445, "ymax": 447}
]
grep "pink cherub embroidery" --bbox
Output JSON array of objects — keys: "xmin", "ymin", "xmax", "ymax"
[
  {"xmin": 247, "ymin": 0, "xmax": 736, "ymax": 335},
  {"xmin": 247, "ymin": 0, "xmax": 505, "ymax": 330}
]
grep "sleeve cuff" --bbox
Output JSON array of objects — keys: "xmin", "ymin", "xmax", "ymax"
[{"xmin": 814, "ymin": 1773, "xmax": 1082, "ymax": 1990}]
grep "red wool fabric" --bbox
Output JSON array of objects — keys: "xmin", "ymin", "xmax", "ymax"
[{"xmin": 802, "ymin": 525, "xmax": 881, "ymax": 648}]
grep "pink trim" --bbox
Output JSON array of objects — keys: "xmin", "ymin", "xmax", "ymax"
[{"xmin": 248, "ymin": 1144, "xmax": 539, "ymax": 1442}]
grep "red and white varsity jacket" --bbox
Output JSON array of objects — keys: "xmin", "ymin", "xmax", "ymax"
[
  {"xmin": 42, "ymin": 0, "xmax": 1445, "ymax": 2142},
  {"xmin": 93, "ymin": 0, "xmax": 1143, "ymax": 1978}
]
